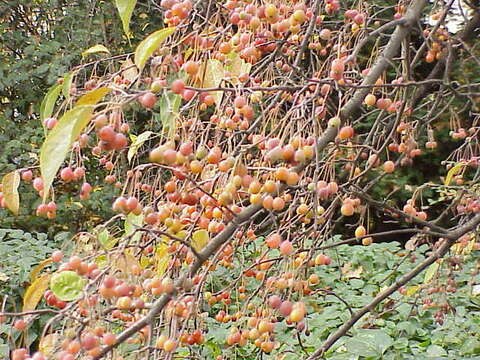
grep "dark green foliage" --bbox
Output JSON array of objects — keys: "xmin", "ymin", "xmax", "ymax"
[
  {"xmin": 0, "ymin": 0, "xmax": 161, "ymax": 233},
  {"xmin": 202, "ymin": 239, "xmax": 480, "ymax": 359}
]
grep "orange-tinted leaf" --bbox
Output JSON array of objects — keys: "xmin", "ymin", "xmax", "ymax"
[
  {"xmin": 2, "ymin": 171, "xmax": 20, "ymax": 215},
  {"xmin": 30, "ymin": 258, "xmax": 53, "ymax": 282},
  {"xmin": 23, "ymin": 274, "xmax": 51, "ymax": 312},
  {"xmin": 201, "ymin": 59, "xmax": 225, "ymax": 105},
  {"xmin": 115, "ymin": 250, "xmax": 141, "ymax": 273}
]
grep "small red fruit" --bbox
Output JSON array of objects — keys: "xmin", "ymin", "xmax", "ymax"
[
  {"xmin": 139, "ymin": 92, "xmax": 157, "ymax": 109},
  {"xmin": 171, "ymin": 79, "xmax": 186, "ymax": 94}
]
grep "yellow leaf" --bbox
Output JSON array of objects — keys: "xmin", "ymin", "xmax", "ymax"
[
  {"xmin": 444, "ymin": 161, "xmax": 466, "ymax": 186},
  {"xmin": 225, "ymin": 51, "xmax": 251, "ymax": 85},
  {"xmin": 201, "ymin": 59, "xmax": 225, "ymax": 105},
  {"xmin": 39, "ymin": 334, "xmax": 59, "ymax": 356},
  {"xmin": 82, "ymin": 44, "xmax": 110, "ymax": 57},
  {"xmin": 405, "ymin": 285, "xmax": 420, "ymax": 296},
  {"xmin": 23, "ymin": 274, "xmax": 51, "ymax": 312},
  {"xmin": 192, "ymin": 230, "xmax": 209, "ymax": 252},
  {"xmin": 2, "ymin": 171, "xmax": 20, "ymax": 215},
  {"xmin": 115, "ymin": 250, "xmax": 141, "ymax": 273},
  {"xmin": 140, "ymin": 255, "xmax": 150, "ymax": 269},
  {"xmin": 424, "ymin": 262, "xmax": 440, "ymax": 284},
  {"xmin": 135, "ymin": 27, "xmax": 176, "ymax": 70},
  {"xmin": 155, "ymin": 243, "xmax": 170, "ymax": 276},
  {"xmin": 76, "ymin": 87, "xmax": 111, "ymax": 106},
  {"xmin": 95, "ymin": 255, "xmax": 108, "ymax": 268},
  {"xmin": 30, "ymin": 258, "xmax": 53, "ymax": 282},
  {"xmin": 115, "ymin": 0, "xmax": 137, "ymax": 37},
  {"xmin": 465, "ymin": 238, "xmax": 475, "ymax": 255},
  {"xmin": 184, "ymin": 47, "xmax": 194, "ymax": 61}
]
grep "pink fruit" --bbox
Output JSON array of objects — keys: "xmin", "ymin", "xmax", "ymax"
[
  {"xmin": 279, "ymin": 300, "xmax": 293, "ymax": 316},
  {"xmin": 139, "ymin": 92, "xmax": 157, "ymax": 109},
  {"xmin": 280, "ymin": 240, "xmax": 294, "ymax": 255}
]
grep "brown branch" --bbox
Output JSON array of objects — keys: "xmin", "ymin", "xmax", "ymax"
[
  {"xmin": 294, "ymin": 0, "xmax": 322, "ymax": 68},
  {"xmin": 347, "ymin": 18, "xmax": 407, "ymax": 63},
  {"xmin": 0, "ymin": 309, "xmax": 59, "ymax": 317},
  {"xmin": 350, "ymin": 188, "xmax": 449, "ymax": 234},
  {"xmin": 184, "ymin": 78, "xmax": 447, "ymax": 94},
  {"xmin": 411, "ymin": 2, "xmax": 480, "ymax": 104}
]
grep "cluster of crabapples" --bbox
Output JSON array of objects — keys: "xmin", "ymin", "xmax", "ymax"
[
  {"xmin": 456, "ymin": 194, "xmax": 480, "ymax": 214},
  {"xmin": 10, "ymin": 327, "xmax": 121, "ymax": 360},
  {"xmin": 160, "ymin": 0, "xmax": 193, "ymax": 26},
  {"xmin": 218, "ymin": 300, "xmax": 308, "ymax": 352},
  {"xmin": 91, "ymin": 113, "xmax": 129, "ymax": 153},
  {"xmin": 423, "ymin": 26, "xmax": 450, "ymax": 63},
  {"xmin": 20, "ymin": 166, "xmax": 92, "ymax": 218},
  {"xmin": 402, "ymin": 199, "xmax": 428, "ymax": 221}
]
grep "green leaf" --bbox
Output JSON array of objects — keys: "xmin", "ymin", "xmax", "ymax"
[
  {"xmin": 98, "ymin": 228, "xmax": 118, "ymax": 250},
  {"xmin": 424, "ymin": 262, "xmax": 440, "ymax": 284},
  {"xmin": 115, "ymin": 0, "xmax": 138, "ymax": 37},
  {"xmin": 345, "ymin": 329, "xmax": 393, "ymax": 357},
  {"xmin": 202, "ymin": 59, "xmax": 225, "ymax": 105},
  {"xmin": 156, "ymin": 91, "xmax": 181, "ymax": 139},
  {"xmin": 125, "ymin": 212, "xmax": 143, "ymax": 235},
  {"xmin": 426, "ymin": 344, "xmax": 447, "ymax": 357},
  {"xmin": 82, "ymin": 44, "xmax": 110, "ymax": 58},
  {"xmin": 2, "ymin": 171, "xmax": 20, "ymax": 215},
  {"xmin": 125, "ymin": 212, "xmax": 144, "ymax": 244},
  {"xmin": 40, "ymin": 88, "xmax": 110, "ymax": 201},
  {"xmin": 62, "ymin": 72, "xmax": 74, "ymax": 101},
  {"xmin": 39, "ymin": 83, "xmax": 62, "ymax": 126},
  {"xmin": 134, "ymin": 27, "xmax": 176, "ymax": 70},
  {"xmin": 50, "ymin": 271, "xmax": 86, "ymax": 301},
  {"xmin": 40, "ymin": 105, "xmax": 93, "ymax": 201},
  {"xmin": 128, "ymin": 131, "xmax": 152, "ymax": 162}
]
